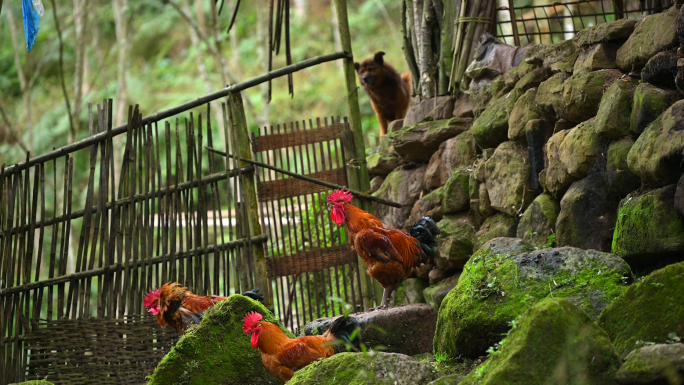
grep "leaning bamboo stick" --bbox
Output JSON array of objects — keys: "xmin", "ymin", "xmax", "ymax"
[{"xmin": 204, "ymin": 146, "xmax": 402, "ymax": 208}]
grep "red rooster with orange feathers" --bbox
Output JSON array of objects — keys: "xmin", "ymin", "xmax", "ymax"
[{"xmin": 327, "ymin": 189, "xmax": 439, "ymax": 309}]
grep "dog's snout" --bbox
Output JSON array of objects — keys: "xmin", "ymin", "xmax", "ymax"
[{"xmin": 362, "ymin": 76, "xmax": 373, "ymax": 84}]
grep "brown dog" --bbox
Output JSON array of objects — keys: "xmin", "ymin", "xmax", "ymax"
[{"xmin": 354, "ymin": 52, "xmax": 412, "ymax": 137}]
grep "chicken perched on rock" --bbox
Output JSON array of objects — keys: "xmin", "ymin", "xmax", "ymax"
[
  {"xmin": 327, "ymin": 189, "xmax": 439, "ymax": 309},
  {"xmin": 243, "ymin": 311, "xmax": 359, "ymax": 382},
  {"xmin": 144, "ymin": 282, "xmax": 227, "ymax": 334}
]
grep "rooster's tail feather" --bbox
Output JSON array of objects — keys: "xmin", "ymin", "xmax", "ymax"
[{"xmin": 326, "ymin": 315, "xmax": 361, "ymax": 352}]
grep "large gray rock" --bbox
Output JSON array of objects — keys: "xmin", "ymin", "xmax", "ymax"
[
  {"xmin": 525, "ymin": 39, "xmax": 579, "ymax": 73},
  {"xmin": 556, "ymin": 172, "xmax": 620, "ymax": 252},
  {"xmin": 558, "ymin": 69, "xmax": 623, "ymax": 123},
  {"xmin": 612, "ymin": 185, "xmax": 684, "ymax": 266},
  {"xmin": 458, "ymin": 299, "xmax": 622, "ymax": 385},
  {"xmin": 453, "ymin": 92, "xmax": 475, "ymax": 118},
  {"xmin": 472, "ymin": 89, "xmax": 522, "ymax": 149},
  {"xmin": 642, "ymin": 50, "xmax": 679, "ymax": 89},
  {"xmin": 435, "ymin": 214, "xmax": 479, "ymax": 271},
  {"xmin": 574, "ymin": 19, "xmax": 638, "ymax": 47},
  {"xmin": 630, "ymin": 82, "xmax": 680, "ymax": 136},
  {"xmin": 372, "ymin": 165, "xmax": 426, "ymax": 230},
  {"xmin": 508, "ymin": 87, "xmax": 541, "ymax": 143},
  {"xmin": 545, "ymin": 129, "xmax": 578, "ymax": 198},
  {"xmin": 423, "ymin": 274, "xmax": 460, "ymax": 311},
  {"xmin": 442, "ymin": 169, "xmax": 471, "ymax": 215},
  {"xmin": 617, "ymin": 5, "xmax": 679, "ymax": 71},
  {"xmin": 288, "ymin": 352, "xmax": 433, "ymax": 385},
  {"xmin": 517, "ymin": 193, "xmax": 560, "ymax": 248},
  {"xmin": 424, "ymin": 132, "xmax": 479, "ymax": 190},
  {"xmin": 595, "ymin": 80, "xmax": 636, "ymax": 139},
  {"xmin": 628, "ymin": 100, "xmax": 684, "ymax": 186},
  {"xmin": 408, "ymin": 187, "xmax": 444, "ymax": 226},
  {"xmin": 607, "ymin": 137, "xmax": 641, "ymax": 197},
  {"xmin": 616, "ymin": 343, "xmax": 684, "ymax": 385},
  {"xmin": 466, "ymin": 33, "xmax": 527, "ymax": 80},
  {"xmin": 391, "ymin": 118, "xmax": 472, "ymax": 163},
  {"xmin": 485, "ymin": 141, "xmax": 536, "ymax": 216},
  {"xmin": 304, "ymin": 304, "xmax": 437, "ymax": 356},
  {"xmin": 404, "ymin": 96, "xmax": 455, "ymax": 127},
  {"xmin": 559, "ymin": 118, "xmax": 609, "ymax": 180},
  {"xmin": 434, "ymin": 243, "xmax": 631, "ymax": 359},
  {"xmin": 469, "ymin": 159, "xmax": 496, "ymax": 223},
  {"xmin": 368, "ymin": 136, "xmax": 401, "ymax": 175},
  {"xmin": 535, "ymin": 72, "xmax": 570, "ymax": 118},
  {"xmin": 573, "ymin": 43, "xmax": 620, "ymax": 76},
  {"xmin": 513, "ymin": 66, "xmax": 550, "ymax": 92},
  {"xmin": 476, "ymin": 213, "xmax": 518, "ymax": 245}
]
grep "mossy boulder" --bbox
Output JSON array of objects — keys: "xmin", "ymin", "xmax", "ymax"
[
  {"xmin": 642, "ymin": 50, "xmax": 680, "ymax": 89},
  {"xmin": 424, "ymin": 274, "xmax": 460, "ymax": 311},
  {"xmin": 431, "ymin": 373, "xmax": 467, "ymax": 384},
  {"xmin": 558, "ymin": 69, "xmax": 623, "ymax": 123},
  {"xmin": 627, "ymin": 100, "xmax": 684, "ymax": 186},
  {"xmin": 304, "ymin": 304, "xmax": 437, "ymax": 356},
  {"xmin": 630, "ymin": 82, "xmax": 680, "ymax": 136},
  {"xmin": 573, "ymin": 43, "xmax": 620, "ymax": 76},
  {"xmin": 573, "ymin": 19, "xmax": 638, "ymax": 47},
  {"xmin": 513, "ymin": 66, "xmax": 550, "ymax": 92},
  {"xmin": 394, "ymin": 278, "xmax": 429, "ymax": 306},
  {"xmin": 615, "ymin": 343, "xmax": 684, "ymax": 385},
  {"xmin": 526, "ymin": 119, "xmax": 556, "ymax": 190},
  {"xmin": 425, "ymin": 132, "xmax": 479, "ymax": 190},
  {"xmin": 434, "ymin": 243, "xmax": 631, "ymax": 359},
  {"xmin": 508, "ymin": 88, "xmax": 541, "ymax": 143},
  {"xmin": 408, "ymin": 187, "xmax": 445, "ymax": 227},
  {"xmin": 595, "ymin": 80, "xmax": 635, "ymax": 139},
  {"xmin": 525, "ymin": 39, "xmax": 579, "ymax": 73},
  {"xmin": 459, "ymin": 298, "xmax": 621, "ymax": 385},
  {"xmin": 16, "ymin": 381, "xmax": 55, "ymax": 385},
  {"xmin": 404, "ymin": 96, "xmax": 455, "ymax": 126},
  {"xmin": 598, "ymin": 261, "xmax": 684, "ymax": 357},
  {"xmin": 558, "ymin": 118, "xmax": 609, "ymax": 180},
  {"xmin": 148, "ymin": 295, "xmax": 292, "ymax": 385},
  {"xmin": 372, "ymin": 165, "xmax": 427, "ymax": 230},
  {"xmin": 288, "ymin": 352, "xmax": 433, "ymax": 385},
  {"xmin": 476, "ymin": 213, "xmax": 518, "ymax": 245},
  {"xmin": 545, "ymin": 129, "xmax": 578, "ymax": 198},
  {"xmin": 435, "ymin": 215, "xmax": 479, "ymax": 270},
  {"xmin": 485, "ymin": 141, "xmax": 536, "ymax": 216},
  {"xmin": 606, "ymin": 137, "xmax": 641, "ymax": 197},
  {"xmin": 517, "ymin": 193, "xmax": 561, "ymax": 248},
  {"xmin": 443, "ymin": 169, "xmax": 471, "ymax": 215},
  {"xmin": 472, "ymin": 89, "xmax": 522, "ymax": 149},
  {"xmin": 535, "ymin": 72, "xmax": 570, "ymax": 118},
  {"xmin": 611, "ymin": 185, "xmax": 684, "ymax": 266},
  {"xmin": 392, "ymin": 118, "xmax": 472, "ymax": 163},
  {"xmin": 616, "ymin": 5, "xmax": 679, "ymax": 71},
  {"xmin": 367, "ymin": 152, "xmax": 400, "ymax": 176},
  {"xmin": 468, "ymin": 76, "xmax": 510, "ymax": 118},
  {"xmin": 556, "ymin": 172, "xmax": 620, "ymax": 252}
]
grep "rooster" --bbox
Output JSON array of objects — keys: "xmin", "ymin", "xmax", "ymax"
[
  {"xmin": 327, "ymin": 189, "xmax": 439, "ymax": 309},
  {"xmin": 243, "ymin": 311, "xmax": 359, "ymax": 382},
  {"xmin": 144, "ymin": 282, "xmax": 227, "ymax": 334}
]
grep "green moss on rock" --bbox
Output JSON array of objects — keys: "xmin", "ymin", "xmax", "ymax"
[
  {"xmin": 630, "ymin": 82, "xmax": 680, "ymax": 136},
  {"xmin": 606, "ymin": 138, "xmax": 640, "ymax": 196},
  {"xmin": 616, "ymin": 5, "xmax": 679, "ymax": 71},
  {"xmin": 559, "ymin": 70, "xmax": 623, "ymax": 123},
  {"xmin": 424, "ymin": 274, "xmax": 460, "ymax": 310},
  {"xmin": 442, "ymin": 169, "xmax": 471, "ymax": 215},
  {"xmin": 288, "ymin": 352, "xmax": 433, "ymax": 385},
  {"xmin": 485, "ymin": 141, "xmax": 536, "ymax": 216},
  {"xmin": 395, "ymin": 278, "xmax": 429, "ymax": 305},
  {"xmin": 476, "ymin": 213, "xmax": 518, "ymax": 245},
  {"xmin": 611, "ymin": 185, "xmax": 684, "ymax": 265},
  {"xmin": 434, "ymin": 244, "xmax": 631, "ymax": 359},
  {"xmin": 392, "ymin": 118, "xmax": 472, "ymax": 163},
  {"xmin": 459, "ymin": 298, "xmax": 621, "ymax": 385},
  {"xmin": 472, "ymin": 89, "xmax": 522, "ymax": 149},
  {"xmin": 598, "ymin": 261, "xmax": 684, "ymax": 357},
  {"xmin": 595, "ymin": 80, "xmax": 635, "ymax": 139},
  {"xmin": 147, "ymin": 295, "xmax": 293, "ymax": 385},
  {"xmin": 435, "ymin": 215, "xmax": 479, "ymax": 270},
  {"xmin": 573, "ymin": 19, "xmax": 638, "ymax": 47},
  {"xmin": 508, "ymin": 88, "xmax": 541, "ymax": 143},
  {"xmin": 516, "ymin": 193, "xmax": 561, "ymax": 248},
  {"xmin": 535, "ymin": 72, "xmax": 570, "ymax": 119}
]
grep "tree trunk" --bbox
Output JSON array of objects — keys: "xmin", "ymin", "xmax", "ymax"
[
  {"xmin": 6, "ymin": 8, "xmax": 33, "ymax": 152},
  {"xmin": 418, "ymin": 0, "xmax": 436, "ymax": 99}
]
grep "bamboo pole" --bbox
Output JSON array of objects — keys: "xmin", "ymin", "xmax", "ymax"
[
  {"xmin": 507, "ymin": 0, "xmax": 521, "ymax": 46},
  {"xmin": 204, "ymin": 146, "xmax": 401, "ymax": 208},
  {"xmin": 332, "ymin": 0, "xmax": 372, "ymax": 214},
  {"xmin": 2, "ymin": 52, "xmax": 352, "ymax": 176},
  {"xmin": 227, "ymin": 92, "xmax": 270, "ymax": 306}
]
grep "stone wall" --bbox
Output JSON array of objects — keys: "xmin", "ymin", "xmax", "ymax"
[{"xmin": 369, "ymin": 5, "xmax": 684, "ymax": 306}]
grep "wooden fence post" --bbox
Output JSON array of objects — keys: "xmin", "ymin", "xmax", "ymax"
[{"xmin": 227, "ymin": 92, "xmax": 270, "ymax": 306}]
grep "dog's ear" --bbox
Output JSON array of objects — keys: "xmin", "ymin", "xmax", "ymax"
[
  {"xmin": 374, "ymin": 52, "xmax": 386, "ymax": 66},
  {"xmin": 353, "ymin": 62, "xmax": 360, "ymax": 72}
]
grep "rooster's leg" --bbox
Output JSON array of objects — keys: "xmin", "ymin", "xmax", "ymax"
[{"xmin": 375, "ymin": 283, "xmax": 399, "ymax": 310}]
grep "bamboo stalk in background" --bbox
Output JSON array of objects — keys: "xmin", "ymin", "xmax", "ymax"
[
  {"xmin": 419, "ymin": 0, "xmax": 436, "ymax": 99},
  {"xmin": 402, "ymin": 1, "xmax": 420, "ymax": 96}
]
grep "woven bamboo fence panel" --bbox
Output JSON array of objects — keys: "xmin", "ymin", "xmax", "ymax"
[
  {"xmin": 252, "ymin": 117, "xmax": 364, "ymax": 332},
  {"xmin": 0, "ymin": 98, "xmax": 260, "ymax": 384}
]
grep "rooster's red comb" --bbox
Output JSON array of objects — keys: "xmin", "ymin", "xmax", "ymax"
[
  {"xmin": 243, "ymin": 311, "xmax": 263, "ymax": 334},
  {"xmin": 327, "ymin": 189, "xmax": 353, "ymax": 204},
  {"xmin": 143, "ymin": 287, "xmax": 161, "ymax": 309}
]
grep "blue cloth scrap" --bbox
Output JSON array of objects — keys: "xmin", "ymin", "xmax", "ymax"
[{"xmin": 22, "ymin": 0, "xmax": 41, "ymax": 52}]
